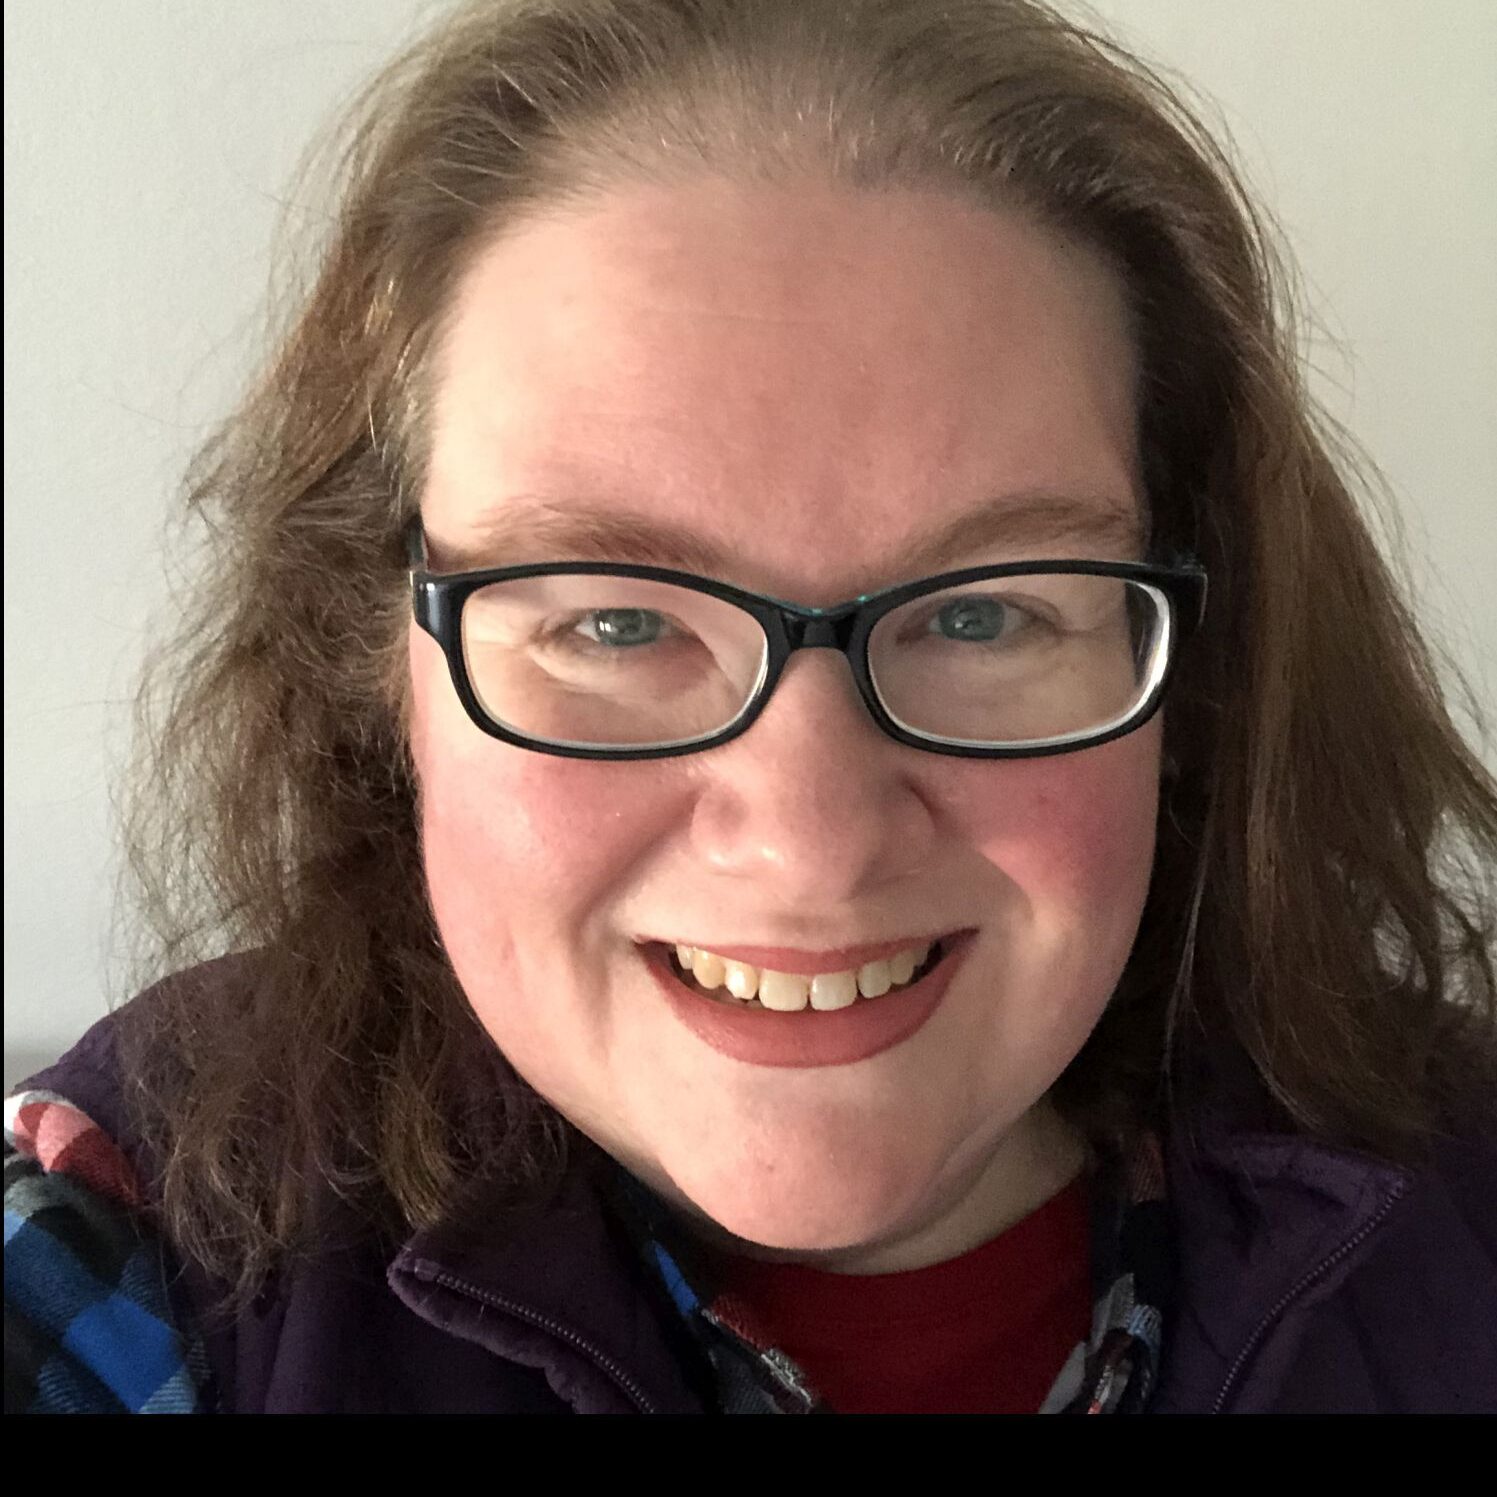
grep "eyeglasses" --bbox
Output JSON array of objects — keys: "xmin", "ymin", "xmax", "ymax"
[{"xmin": 408, "ymin": 522, "xmax": 1206, "ymax": 761}]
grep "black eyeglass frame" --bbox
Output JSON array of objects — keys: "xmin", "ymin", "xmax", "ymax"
[{"xmin": 408, "ymin": 521, "xmax": 1208, "ymax": 762}]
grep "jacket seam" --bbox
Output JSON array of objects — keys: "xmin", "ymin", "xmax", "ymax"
[
  {"xmin": 1209, "ymin": 1176, "xmax": 1410, "ymax": 1413},
  {"xmin": 410, "ymin": 1266, "xmax": 661, "ymax": 1414}
]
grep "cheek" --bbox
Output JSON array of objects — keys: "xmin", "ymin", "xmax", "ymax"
[
  {"xmin": 957, "ymin": 728, "xmax": 1160, "ymax": 914},
  {"xmin": 408, "ymin": 629, "xmax": 661, "ymax": 949}
]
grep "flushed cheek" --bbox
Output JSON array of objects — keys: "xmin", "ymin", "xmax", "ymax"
[
  {"xmin": 422, "ymin": 746, "xmax": 641, "ymax": 901},
  {"xmin": 411, "ymin": 725, "xmax": 646, "ymax": 1116},
  {"xmin": 954, "ymin": 732, "xmax": 1160, "ymax": 914},
  {"xmin": 409, "ymin": 632, "xmax": 662, "ymax": 914},
  {"xmin": 409, "ymin": 651, "xmax": 694, "ymax": 1127}
]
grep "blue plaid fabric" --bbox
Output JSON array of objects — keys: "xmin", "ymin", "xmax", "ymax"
[{"xmin": 4, "ymin": 1091, "xmax": 210, "ymax": 1414}]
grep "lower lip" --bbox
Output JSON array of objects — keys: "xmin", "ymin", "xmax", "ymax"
[{"xmin": 641, "ymin": 935, "xmax": 971, "ymax": 1069}]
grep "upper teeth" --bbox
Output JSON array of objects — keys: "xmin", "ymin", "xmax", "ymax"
[{"xmin": 672, "ymin": 941, "xmax": 933, "ymax": 1011}]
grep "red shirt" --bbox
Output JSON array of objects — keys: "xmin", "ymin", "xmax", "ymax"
[{"xmin": 714, "ymin": 1176, "xmax": 1090, "ymax": 1413}]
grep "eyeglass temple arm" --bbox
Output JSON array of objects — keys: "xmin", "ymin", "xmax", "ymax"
[
  {"xmin": 1179, "ymin": 563, "xmax": 1208, "ymax": 631},
  {"xmin": 405, "ymin": 517, "xmax": 428, "ymax": 574}
]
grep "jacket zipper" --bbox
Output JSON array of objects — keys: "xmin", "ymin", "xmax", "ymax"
[
  {"xmin": 427, "ymin": 1269, "xmax": 661, "ymax": 1414},
  {"xmin": 1209, "ymin": 1178, "xmax": 1409, "ymax": 1413}
]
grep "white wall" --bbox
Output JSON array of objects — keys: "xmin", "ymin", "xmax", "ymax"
[{"xmin": 6, "ymin": 1, "xmax": 1495, "ymax": 1088}]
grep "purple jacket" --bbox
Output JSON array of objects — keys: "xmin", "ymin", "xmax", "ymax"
[{"xmin": 24, "ymin": 992, "xmax": 1497, "ymax": 1414}]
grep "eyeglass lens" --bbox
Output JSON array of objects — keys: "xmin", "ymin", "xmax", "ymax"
[{"xmin": 458, "ymin": 571, "xmax": 1168, "ymax": 750}]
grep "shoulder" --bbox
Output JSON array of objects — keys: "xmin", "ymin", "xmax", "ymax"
[
  {"xmin": 5, "ymin": 1084, "xmax": 213, "ymax": 1414},
  {"xmin": 3, "ymin": 958, "xmax": 273, "ymax": 1414},
  {"xmin": 13, "ymin": 954, "xmax": 264, "ymax": 1143},
  {"xmin": 1161, "ymin": 1100, "xmax": 1497, "ymax": 1413},
  {"xmin": 7, "ymin": 971, "xmax": 591, "ymax": 1414},
  {"xmin": 1292, "ymin": 1115, "xmax": 1497, "ymax": 1411}
]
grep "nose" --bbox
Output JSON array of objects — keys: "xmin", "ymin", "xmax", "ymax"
[{"xmin": 686, "ymin": 645, "xmax": 940, "ymax": 906}]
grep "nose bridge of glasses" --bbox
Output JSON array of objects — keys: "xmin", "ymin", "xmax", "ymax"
[
  {"xmin": 766, "ymin": 608, "xmax": 882, "ymax": 736},
  {"xmin": 779, "ymin": 606, "xmax": 861, "ymax": 653}
]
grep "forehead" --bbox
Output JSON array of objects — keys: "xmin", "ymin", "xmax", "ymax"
[{"xmin": 423, "ymin": 177, "xmax": 1142, "ymax": 597}]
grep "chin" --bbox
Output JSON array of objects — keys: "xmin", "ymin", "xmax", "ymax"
[
  {"xmin": 691, "ymin": 1195, "xmax": 912, "ymax": 1262},
  {"xmin": 659, "ymin": 1144, "xmax": 945, "ymax": 1260}
]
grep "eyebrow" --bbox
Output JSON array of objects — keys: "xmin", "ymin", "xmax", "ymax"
[{"xmin": 451, "ymin": 490, "xmax": 1144, "ymax": 588}]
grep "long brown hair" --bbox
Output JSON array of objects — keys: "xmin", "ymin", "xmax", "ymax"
[{"xmin": 117, "ymin": 0, "xmax": 1497, "ymax": 1307}]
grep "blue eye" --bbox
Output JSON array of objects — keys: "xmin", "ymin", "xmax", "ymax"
[
  {"xmin": 930, "ymin": 597, "xmax": 1012, "ymax": 641},
  {"xmin": 577, "ymin": 609, "xmax": 664, "ymax": 647}
]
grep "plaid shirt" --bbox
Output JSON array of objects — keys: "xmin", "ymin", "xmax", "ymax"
[
  {"xmin": 5, "ymin": 1088, "xmax": 1169, "ymax": 1415},
  {"xmin": 4, "ymin": 1091, "xmax": 211, "ymax": 1414}
]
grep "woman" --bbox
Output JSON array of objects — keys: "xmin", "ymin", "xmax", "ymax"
[{"xmin": 6, "ymin": 0, "xmax": 1495, "ymax": 1415}]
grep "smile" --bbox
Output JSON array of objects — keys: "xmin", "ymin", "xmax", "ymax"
[
  {"xmin": 637, "ymin": 932, "xmax": 974, "ymax": 1069},
  {"xmin": 667, "ymin": 938, "xmax": 945, "ymax": 1010}
]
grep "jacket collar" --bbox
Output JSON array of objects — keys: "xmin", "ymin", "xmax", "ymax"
[
  {"xmin": 1155, "ymin": 1100, "xmax": 1412, "ymax": 1412},
  {"xmin": 389, "ymin": 1093, "xmax": 1415, "ymax": 1416},
  {"xmin": 388, "ymin": 1137, "xmax": 709, "ymax": 1414}
]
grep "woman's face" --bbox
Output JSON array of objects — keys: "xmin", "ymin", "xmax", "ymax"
[{"xmin": 410, "ymin": 177, "xmax": 1160, "ymax": 1271}]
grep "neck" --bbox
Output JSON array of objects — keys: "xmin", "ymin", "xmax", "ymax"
[{"xmin": 671, "ymin": 1101, "xmax": 1092, "ymax": 1277}]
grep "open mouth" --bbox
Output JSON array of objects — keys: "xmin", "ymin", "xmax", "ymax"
[
  {"xmin": 640, "ymin": 932, "xmax": 974, "ymax": 1067},
  {"xmin": 644, "ymin": 934, "xmax": 964, "ymax": 1012}
]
